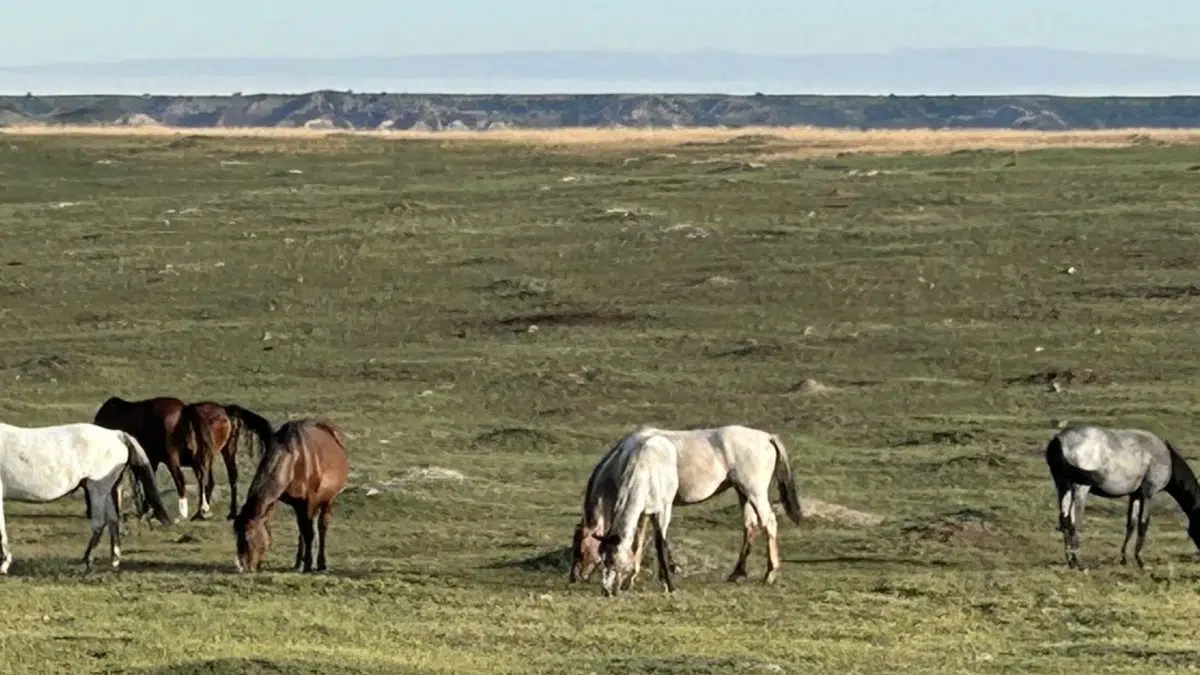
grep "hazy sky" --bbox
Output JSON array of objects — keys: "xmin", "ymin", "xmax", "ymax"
[{"xmin": 2, "ymin": 0, "xmax": 1197, "ymax": 66}]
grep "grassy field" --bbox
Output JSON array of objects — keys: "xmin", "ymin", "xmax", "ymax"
[{"xmin": 0, "ymin": 129, "xmax": 1199, "ymax": 674}]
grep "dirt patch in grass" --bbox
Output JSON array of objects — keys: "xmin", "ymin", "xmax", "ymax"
[
  {"xmin": 1004, "ymin": 368, "xmax": 1111, "ymax": 387},
  {"xmin": 1076, "ymin": 283, "xmax": 1200, "ymax": 300},
  {"xmin": 472, "ymin": 427, "xmax": 560, "ymax": 450},
  {"xmin": 901, "ymin": 509, "xmax": 1015, "ymax": 551},
  {"xmin": 476, "ymin": 308, "xmax": 659, "ymax": 333}
]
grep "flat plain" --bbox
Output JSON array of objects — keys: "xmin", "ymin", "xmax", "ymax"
[{"xmin": 0, "ymin": 128, "xmax": 1199, "ymax": 674}]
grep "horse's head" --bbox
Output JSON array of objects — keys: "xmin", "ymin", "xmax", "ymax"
[
  {"xmin": 593, "ymin": 532, "xmax": 630, "ymax": 597},
  {"xmin": 570, "ymin": 521, "xmax": 603, "ymax": 582},
  {"xmin": 233, "ymin": 516, "xmax": 272, "ymax": 573}
]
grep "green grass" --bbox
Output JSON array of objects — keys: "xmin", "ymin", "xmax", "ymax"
[{"xmin": 1, "ymin": 133, "xmax": 1200, "ymax": 674}]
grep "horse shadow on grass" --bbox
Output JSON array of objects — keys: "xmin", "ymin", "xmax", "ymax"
[
  {"xmin": 484, "ymin": 547, "xmax": 573, "ymax": 575},
  {"xmin": 112, "ymin": 559, "xmax": 235, "ymax": 575},
  {"xmin": 110, "ymin": 657, "xmax": 418, "ymax": 675}
]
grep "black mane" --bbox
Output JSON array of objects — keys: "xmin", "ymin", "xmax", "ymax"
[{"xmin": 1164, "ymin": 442, "xmax": 1200, "ymax": 516}]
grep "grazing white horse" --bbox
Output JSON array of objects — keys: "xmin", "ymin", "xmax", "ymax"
[
  {"xmin": 572, "ymin": 425, "xmax": 803, "ymax": 587},
  {"xmin": 0, "ymin": 422, "xmax": 172, "ymax": 574},
  {"xmin": 593, "ymin": 432, "xmax": 679, "ymax": 597}
]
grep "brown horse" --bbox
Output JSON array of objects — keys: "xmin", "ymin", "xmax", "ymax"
[
  {"xmin": 93, "ymin": 395, "xmax": 274, "ymax": 522},
  {"xmin": 176, "ymin": 403, "xmax": 275, "ymax": 521},
  {"xmin": 92, "ymin": 395, "xmax": 185, "ymax": 519},
  {"xmin": 233, "ymin": 419, "xmax": 350, "ymax": 574}
]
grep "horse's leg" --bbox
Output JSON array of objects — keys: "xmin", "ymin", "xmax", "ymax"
[
  {"xmin": 315, "ymin": 503, "xmax": 332, "ymax": 572},
  {"xmin": 292, "ymin": 504, "xmax": 315, "ymax": 573},
  {"xmin": 650, "ymin": 510, "xmax": 675, "ymax": 594},
  {"xmin": 727, "ymin": 492, "xmax": 760, "ymax": 583},
  {"xmin": 107, "ymin": 484, "xmax": 122, "ymax": 570},
  {"xmin": 742, "ymin": 489, "xmax": 780, "ymax": 584},
  {"xmin": 165, "ymin": 458, "xmax": 188, "ymax": 523},
  {"xmin": 81, "ymin": 481, "xmax": 108, "ymax": 570},
  {"xmin": 623, "ymin": 514, "xmax": 650, "ymax": 591},
  {"xmin": 1120, "ymin": 496, "xmax": 1139, "ymax": 566},
  {"xmin": 0, "ymin": 495, "xmax": 10, "ymax": 574},
  {"xmin": 191, "ymin": 460, "xmax": 211, "ymax": 521},
  {"xmin": 1133, "ymin": 495, "xmax": 1152, "ymax": 570},
  {"xmin": 1068, "ymin": 485, "xmax": 1090, "ymax": 571},
  {"xmin": 203, "ymin": 464, "xmax": 216, "ymax": 517},
  {"xmin": 222, "ymin": 449, "xmax": 240, "ymax": 521}
]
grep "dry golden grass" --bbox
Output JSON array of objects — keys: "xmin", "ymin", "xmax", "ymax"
[{"xmin": 4, "ymin": 123, "xmax": 1200, "ymax": 159}]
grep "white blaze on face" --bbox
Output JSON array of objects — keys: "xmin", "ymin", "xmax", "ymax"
[{"xmin": 602, "ymin": 567, "xmax": 618, "ymax": 595}]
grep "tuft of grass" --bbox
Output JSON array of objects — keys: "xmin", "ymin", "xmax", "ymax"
[{"xmin": 0, "ymin": 132, "xmax": 1198, "ymax": 673}]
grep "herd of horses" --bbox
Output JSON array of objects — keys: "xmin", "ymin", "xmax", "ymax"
[
  {"xmin": 564, "ymin": 422, "xmax": 1200, "ymax": 596},
  {"xmin": 0, "ymin": 395, "xmax": 350, "ymax": 575},
  {"xmin": 1, "ymin": 391, "xmax": 1198, "ymax": 595}
]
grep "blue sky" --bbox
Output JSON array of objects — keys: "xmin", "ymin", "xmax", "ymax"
[{"xmin": 2, "ymin": 0, "xmax": 1197, "ymax": 66}]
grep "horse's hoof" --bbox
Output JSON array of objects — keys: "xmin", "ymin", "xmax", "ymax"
[
  {"xmin": 726, "ymin": 572, "xmax": 747, "ymax": 583},
  {"xmin": 669, "ymin": 564, "xmax": 683, "ymax": 575},
  {"xmin": 763, "ymin": 572, "xmax": 778, "ymax": 585}
]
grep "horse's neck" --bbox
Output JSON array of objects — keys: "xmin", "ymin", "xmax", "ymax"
[{"xmin": 611, "ymin": 475, "xmax": 648, "ymax": 545}]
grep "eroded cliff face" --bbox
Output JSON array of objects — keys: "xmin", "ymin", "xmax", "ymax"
[{"xmin": 5, "ymin": 92, "xmax": 1200, "ymax": 130}]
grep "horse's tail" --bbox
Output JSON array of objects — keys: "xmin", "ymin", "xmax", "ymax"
[
  {"xmin": 1044, "ymin": 434, "xmax": 1069, "ymax": 480},
  {"xmin": 118, "ymin": 431, "xmax": 172, "ymax": 526},
  {"xmin": 769, "ymin": 434, "xmax": 804, "ymax": 524},
  {"xmin": 224, "ymin": 404, "xmax": 274, "ymax": 459}
]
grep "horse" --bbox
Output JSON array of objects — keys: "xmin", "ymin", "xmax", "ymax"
[
  {"xmin": 92, "ymin": 395, "xmax": 184, "ymax": 519},
  {"xmin": 0, "ymin": 422, "xmax": 172, "ymax": 574},
  {"xmin": 176, "ymin": 402, "xmax": 274, "ymax": 521},
  {"xmin": 1045, "ymin": 424, "xmax": 1200, "ymax": 570},
  {"xmin": 233, "ymin": 419, "xmax": 350, "ymax": 574},
  {"xmin": 92, "ymin": 395, "xmax": 273, "ymax": 522},
  {"xmin": 591, "ymin": 431, "xmax": 680, "ymax": 596},
  {"xmin": 571, "ymin": 425, "xmax": 804, "ymax": 588}
]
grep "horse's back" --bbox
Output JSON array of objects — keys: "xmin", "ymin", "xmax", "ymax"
[
  {"xmin": 0, "ymin": 422, "xmax": 128, "ymax": 501},
  {"xmin": 1053, "ymin": 425, "xmax": 1170, "ymax": 495},
  {"xmin": 652, "ymin": 425, "xmax": 775, "ymax": 499},
  {"xmin": 290, "ymin": 419, "xmax": 350, "ymax": 501}
]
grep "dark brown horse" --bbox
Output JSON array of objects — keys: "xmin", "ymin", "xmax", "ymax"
[
  {"xmin": 233, "ymin": 419, "xmax": 350, "ymax": 574},
  {"xmin": 176, "ymin": 403, "xmax": 275, "ymax": 521},
  {"xmin": 92, "ymin": 395, "xmax": 185, "ymax": 519},
  {"xmin": 93, "ymin": 396, "xmax": 273, "ymax": 522}
]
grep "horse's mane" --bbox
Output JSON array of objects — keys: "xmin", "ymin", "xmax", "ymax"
[
  {"xmin": 1165, "ymin": 442, "xmax": 1200, "ymax": 515},
  {"xmin": 237, "ymin": 424, "xmax": 297, "ymax": 524}
]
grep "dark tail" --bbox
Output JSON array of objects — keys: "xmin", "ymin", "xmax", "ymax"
[
  {"xmin": 118, "ymin": 431, "xmax": 172, "ymax": 526},
  {"xmin": 224, "ymin": 405, "xmax": 274, "ymax": 459},
  {"xmin": 769, "ymin": 435, "xmax": 804, "ymax": 524},
  {"xmin": 1044, "ymin": 435, "xmax": 1069, "ymax": 481},
  {"xmin": 179, "ymin": 404, "xmax": 212, "ymax": 465}
]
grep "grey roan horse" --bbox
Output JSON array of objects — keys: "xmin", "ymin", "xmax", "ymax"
[{"xmin": 1045, "ymin": 425, "xmax": 1200, "ymax": 570}]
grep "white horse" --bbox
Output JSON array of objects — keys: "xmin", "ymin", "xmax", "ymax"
[
  {"xmin": 0, "ymin": 422, "xmax": 172, "ymax": 574},
  {"xmin": 572, "ymin": 425, "xmax": 803, "ymax": 587},
  {"xmin": 593, "ymin": 431, "xmax": 679, "ymax": 597}
]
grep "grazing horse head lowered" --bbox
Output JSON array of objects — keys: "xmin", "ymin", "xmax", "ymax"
[
  {"xmin": 1046, "ymin": 424, "xmax": 1200, "ymax": 571},
  {"xmin": 233, "ymin": 419, "xmax": 349, "ymax": 574},
  {"xmin": 571, "ymin": 425, "xmax": 804, "ymax": 588}
]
